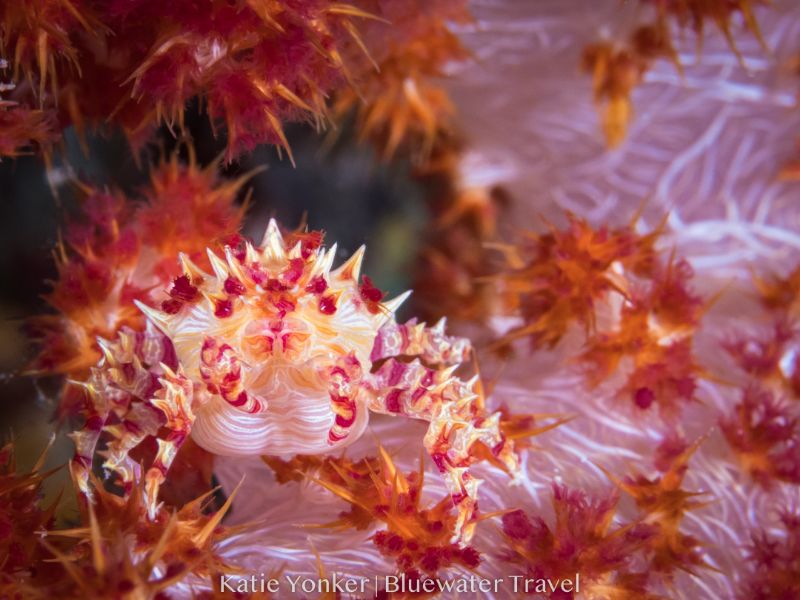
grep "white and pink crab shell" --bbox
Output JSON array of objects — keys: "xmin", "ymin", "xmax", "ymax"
[{"xmin": 70, "ymin": 219, "xmax": 518, "ymax": 540}]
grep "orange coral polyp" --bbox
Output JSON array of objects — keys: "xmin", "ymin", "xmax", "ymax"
[
  {"xmin": 725, "ymin": 320, "xmax": 800, "ymax": 397},
  {"xmin": 578, "ymin": 254, "xmax": 703, "ymax": 418},
  {"xmin": 0, "ymin": 100, "xmax": 57, "ymax": 158},
  {"xmin": 494, "ymin": 212, "xmax": 662, "ymax": 349},
  {"xmin": 305, "ymin": 449, "xmax": 483, "ymax": 576},
  {"xmin": 606, "ymin": 436, "xmax": 712, "ymax": 576},
  {"xmin": 28, "ymin": 156, "xmax": 246, "ymax": 404},
  {"xmin": 491, "ymin": 212, "xmax": 702, "ymax": 419},
  {"xmin": 0, "ymin": 443, "xmax": 60, "ymax": 588},
  {"xmin": 755, "ymin": 264, "xmax": 800, "ymax": 317},
  {"xmin": 581, "ymin": 21, "xmax": 677, "ymax": 148}
]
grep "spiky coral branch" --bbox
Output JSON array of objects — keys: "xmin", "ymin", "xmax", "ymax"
[
  {"xmin": 1, "ymin": 1, "xmax": 471, "ymax": 160},
  {"xmin": 282, "ymin": 449, "xmax": 484, "ymax": 578},
  {"xmin": 500, "ymin": 484, "xmax": 659, "ymax": 599},
  {"xmin": 601, "ymin": 435, "xmax": 713, "ymax": 577}
]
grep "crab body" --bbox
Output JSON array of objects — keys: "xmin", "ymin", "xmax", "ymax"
[{"xmin": 70, "ymin": 219, "xmax": 517, "ymax": 540}]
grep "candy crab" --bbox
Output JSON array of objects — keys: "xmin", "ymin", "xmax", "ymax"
[{"xmin": 70, "ymin": 219, "xmax": 518, "ymax": 542}]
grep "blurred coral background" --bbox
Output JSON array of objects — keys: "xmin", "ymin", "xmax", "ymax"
[{"xmin": 2, "ymin": 1, "xmax": 800, "ymax": 599}]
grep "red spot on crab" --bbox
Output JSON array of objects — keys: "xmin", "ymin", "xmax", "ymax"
[
  {"xmin": 169, "ymin": 275, "xmax": 199, "ymax": 302},
  {"xmin": 223, "ymin": 234, "xmax": 247, "ymax": 262},
  {"xmin": 386, "ymin": 389, "xmax": 403, "ymax": 413},
  {"xmin": 272, "ymin": 297, "xmax": 295, "ymax": 316},
  {"xmin": 85, "ymin": 415, "xmax": 105, "ymax": 432},
  {"xmin": 319, "ymin": 295, "xmax": 337, "ymax": 314},
  {"xmin": 73, "ymin": 451, "xmax": 95, "ymax": 471},
  {"xmin": 223, "ymin": 276, "xmax": 245, "ymax": 295},
  {"xmin": 306, "ymin": 275, "xmax": 328, "ymax": 294},
  {"xmin": 161, "ymin": 299, "xmax": 183, "ymax": 314},
  {"xmin": 431, "ymin": 452, "xmax": 448, "ymax": 472},
  {"xmin": 359, "ymin": 275, "xmax": 385, "ymax": 313},
  {"xmin": 281, "ymin": 258, "xmax": 305, "ymax": 286},
  {"xmin": 265, "ymin": 278, "xmax": 287, "ymax": 292},
  {"xmin": 229, "ymin": 391, "xmax": 248, "ymax": 407},
  {"xmin": 335, "ymin": 412, "xmax": 356, "ymax": 428},
  {"xmin": 246, "ymin": 265, "xmax": 267, "ymax": 286},
  {"xmin": 214, "ymin": 299, "xmax": 233, "ymax": 318},
  {"xmin": 450, "ymin": 491, "xmax": 468, "ymax": 505},
  {"xmin": 387, "ymin": 361, "xmax": 407, "ymax": 386}
]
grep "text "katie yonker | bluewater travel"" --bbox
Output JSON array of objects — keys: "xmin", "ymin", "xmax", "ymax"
[{"xmin": 219, "ymin": 572, "xmax": 582, "ymax": 595}]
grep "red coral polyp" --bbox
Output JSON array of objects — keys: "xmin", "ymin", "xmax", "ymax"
[
  {"xmin": 725, "ymin": 320, "xmax": 800, "ymax": 397},
  {"xmin": 719, "ymin": 387, "xmax": 800, "ymax": 487},
  {"xmin": 500, "ymin": 485, "xmax": 656, "ymax": 598},
  {"xmin": 740, "ymin": 510, "xmax": 800, "ymax": 600},
  {"xmin": 578, "ymin": 255, "xmax": 704, "ymax": 419}
]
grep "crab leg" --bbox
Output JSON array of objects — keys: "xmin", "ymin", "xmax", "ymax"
[
  {"xmin": 370, "ymin": 318, "xmax": 471, "ymax": 366},
  {"xmin": 144, "ymin": 365, "xmax": 196, "ymax": 518},
  {"xmin": 68, "ymin": 326, "xmax": 192, "ymax": 517},
  {"xmin": 68, "ymin": 334, "xmax": 152, "ymax": 499},
  {"xmin": 321, "ymin": 353, "xmax": 364, "ymax": 445},
  {"xmin": 100, "ymin": 401, "xmax": 164, "ymax": 496},
  {"xmin": 200, "ymin": 337, "xmax": 267, "ymax": 414},
  {"xmin": 68, "ymin": 382, "xmax": 111, "ymax": 500},
  {"xmin": 366, "ymin": 357, "xmax": 517, "ymax": 542}
]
